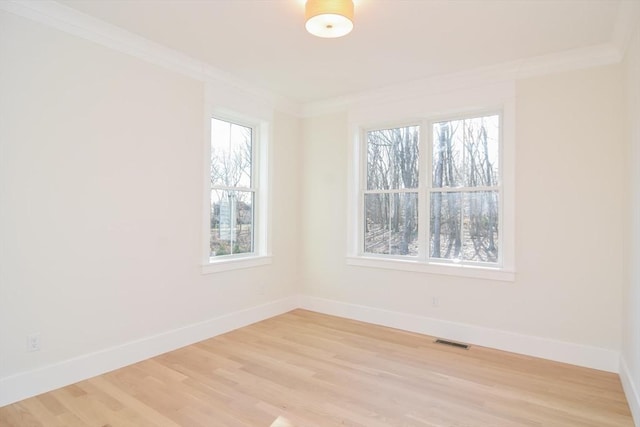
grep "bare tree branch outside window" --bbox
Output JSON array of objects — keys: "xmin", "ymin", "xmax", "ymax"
[
  {"xmin": 210, "ymin": 118, "xmax": 254, "ymax": 257},
  {"xmin": 364, "ymin": 126, "xmax": 419, "ymax": 256},
  {"xmin": 362, "ymin": 114, "xmax": 500, "ymax": 265},
  {"xmin": 430, "ymin": 115, "xmax": 500, "ymax": 263}
]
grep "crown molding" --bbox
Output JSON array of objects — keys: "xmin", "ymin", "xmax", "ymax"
[
  {"xmin": 0, "ymin": 0, "xmax": 302, "ymax": 117},
  {"xmin": 300, "ymin": 42, "xmax": 623, "ymax": 117},
  {"xmin": 612, "ymin": 0, "xmax": 640, "ymax": 57},
  {"xmin": 1, "ymin": 0, "xmax": 632, "ymax": 119},
  {"xmin": 515, "ymin": 43, "xmax": 622, "ymax": 79}
]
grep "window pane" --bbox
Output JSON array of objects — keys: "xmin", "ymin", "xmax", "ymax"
[
  {"xmin": 433, "ymin": 114, "xmax": 499, "ymax": 188},
  {"xmin": 463, "ymin": 191, "xmax": 499, "ymax": 263},
  {"xmin": 432, "ymin": 120, "xmax": 464, "ymax": 188},
  {"xmin": 463, "ymin": 115, "xmax": 500, "ymax": 187},
  {"xmin": 430, "ymin": 191, "xmax": 499, "ymax": 263},
  {"xmin": 366, "ymin": 126, "xmax": 419, "ymax": 190},
  {"xmin": 211, "ymin": 118, "xmax": 252, "ymax": 188},
  {"xmin": 430, "ymin": 192, "xmax": 462, "ymax": 260},
  {"xmin": 210, "ymin": 190, "xmax": 254, "ymax": 257},
  {"xmin": 365, "ymin": 193, "xmax": 390, "ymax": 254},
  {"xmin": 365, "ymin": 192, "xmax": 418, "ymax": 256}
]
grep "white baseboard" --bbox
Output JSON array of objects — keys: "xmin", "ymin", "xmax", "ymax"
[
  {"xmin": 621, "ymin": 357, "xmax": 640, "ymax": 427},
  {"xmin": 0, "ymin": 296, "xmax": 299, "ymax": 407},
  {"xmin": 299, "ymin": 296, "xmax": 620, "ymax": 373},
  {"xmin": 0, "ymin": 295, "xmax": 623, "ymax": 408}
]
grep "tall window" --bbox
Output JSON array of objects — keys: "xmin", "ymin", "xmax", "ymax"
[
  {"xmin": 210, "ymin": 118, "xmax": 255, "ymax": 258},
  {"xmin": 361, "ymin": 113, "xmax": 502, "ymax": 268},
  {"xmin": 430, "ymin": 115, "xmax": 500, "ymax": 264},
  {"xmin": 364, "ymin": 126, "xmax": 419, "ymax": 256}
]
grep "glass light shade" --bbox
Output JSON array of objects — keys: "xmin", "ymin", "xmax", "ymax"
[{"xmin": 305, "ymin": 0, "xmax": 354, "ymax": 38}]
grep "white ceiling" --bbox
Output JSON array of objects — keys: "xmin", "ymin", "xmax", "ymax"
[{"xmin": 57, "ymin": 0, "xmax": 631, "ymax": 105}]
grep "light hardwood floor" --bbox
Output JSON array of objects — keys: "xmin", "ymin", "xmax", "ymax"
[{"xmin": 0, "ymin": 310, "xmax": 634, "ymax": 426}]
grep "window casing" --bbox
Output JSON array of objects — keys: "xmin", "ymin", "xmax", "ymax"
[
  {"xmin": 351, "ymin": 110, "xmax": 514, "ymax": 281},
  {"xmin": 203, "ymin": 114, "xmax": 270, "ymax": 273}
]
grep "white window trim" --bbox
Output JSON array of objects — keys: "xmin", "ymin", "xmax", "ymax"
[
  {"xmin": 201, "ymin": 108, "xmax": 272, "ymax": 274},
  {"xmin": 346, "ymin": 88, "xmax": 515, "ymax": 282},
  {"xmin": 202, "ymin": 254, "xmax": 272, "ymax": 274},
  {"xmin": 346, "ymin": 256, "xmax": 515, "ymax": 282}
]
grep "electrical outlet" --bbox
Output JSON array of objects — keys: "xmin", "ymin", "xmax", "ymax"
[
  {"xmin": 432, "ymin": 297, "xmax": 440, "ymax": 307},
  {"xmin": 27, "ymin": 333, "xmax": 41, "ymax": 352}
]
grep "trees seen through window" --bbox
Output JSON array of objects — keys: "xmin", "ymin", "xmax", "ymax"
[
  {"xmin": 210, "ymin": 118, "xmax": 255, "ymax": 258},
  {"xmin": 363, "ymin": 114, "xmax": 501, "ymax": 266}
]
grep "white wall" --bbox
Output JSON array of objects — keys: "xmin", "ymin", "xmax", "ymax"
[
  {"xmin": 0, "ymin": 10, "xmax": 300, "ymax": 403},
  {"xmin": 300, "ymin": 112, "xmax": 349, "ymax": 301},
  {"xmin": 300, "ymin": 64, "xmax": 626, "ymax": 370},
  {"xmin": 515, "ymin": 66, "xmax": 625, "ymax": 348},
  {"xmin": 0, "ymin": 0, "xmax": 635, "ymax": 412},
  {"xmin": 622, "ymin": 21, "xmax": 640, "ymax": 425}
]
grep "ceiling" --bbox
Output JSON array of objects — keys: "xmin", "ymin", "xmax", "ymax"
[{"xmin": 57, "ymin": 0, "xmax": 630, "ymax": 105}]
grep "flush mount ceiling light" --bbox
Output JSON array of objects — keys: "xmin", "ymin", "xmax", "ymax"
[{"xmin": 305, "ymin": 0, "xmax": 354, "ymax": 38}]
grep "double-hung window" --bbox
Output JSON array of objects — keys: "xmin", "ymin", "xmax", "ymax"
[
  {"xmin": 429, "ymin": 114, "xmax": 500, "ymax": 265},
  {"xmin": 203, "ymin": 114, "xmax": 270, "ymax": 273},
  {"xmin": 210, "ymin": 117, "xmax": 256, "ymax": 258},
  {"xmin": 364, "ymin": 125, "xmax": 420, "ymax": 256},
  {"xmin": 355, "ymin": 111, "xmax": 512, "ymax": 279}
]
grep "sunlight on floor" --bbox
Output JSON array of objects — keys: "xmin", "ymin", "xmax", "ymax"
[{"xmin": 270, "ymin": 415, "xmax": 295, "ymax": 426}]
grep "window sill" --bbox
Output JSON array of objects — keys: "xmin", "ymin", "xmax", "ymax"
[
  {"xmin": 201, "ymin": 255, "xmax": 272, "ymax": 274},
  {"xmin": 346, "ymin": 256, "xmax": 515, "ymax": 282}
]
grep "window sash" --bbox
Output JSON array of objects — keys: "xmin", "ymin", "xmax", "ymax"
[
  {"xmin": 364, "ymin": 188, "xmax": 418, "ymax": 194},
  {"xmin": 211, "ymin": 185, "xmax": 257, "ymax": 192},
  {"xmin": 428, "ymin": 190, "xmax": 500, "ymax": 265},
  {"xmin": 363, "ymin": 191, "xmax": 419, "ymax": 257},
  {"xmin": 365, "ymin": 185, "xmax": 500, "ymax": 194},
  {"xmin": 210, "ymin": 189, "xmax": 255, "ymax": 257},
  {"xmin": 209, "ymin": 117, "xmax": 258, "ymax": 261}
]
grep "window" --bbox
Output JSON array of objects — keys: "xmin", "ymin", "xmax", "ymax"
[
  {"xmin": 364, "ymin": 125, "xmax": 420, "ymax": 256},
  {"xmin": 210, "ymin": 118, "xmax": 255, "ymax": 258},
  {"xmin": 354, "ymin": 111, "xmax": 512, "ymax": 279},
  {"xmin": 430, "ymin": 115, "xmax": 500, "ymax": 265},
  {"xmin": 204, "ymin": 115, "xmax": 270, "ymax": 272}
]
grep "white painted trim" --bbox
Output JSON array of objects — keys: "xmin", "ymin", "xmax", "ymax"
[
  {"xmin": 0, "ymin": 295, "xmax": 624, "ymax": 408},
  {"xmin": 346, "ymin": 85, "xmax": 516, "ymax": 281},
  {"xmin": 621, "ymin": 356, "xmax": 640, "ymax": 427},
  {"xmin": 346, "ymin": 257, "xmax": 515, "ymax": 282},
  {"xmin": 515, "ymin": 43, "xmax": 622, "ymax": 80},
  {"xmin": 299, "ymin": 296, "xmax": 620, "ymax": 373},
  {"xmin": 0, "ymin": 0, "xmax": 300, "ymax": 116},
  {"xmin": 201, "ymin": 107, "xmax": 272, "ymax": 273},
  {"xmin": 612, "ymin": 0, "xmax": 640, "ymax": 58},
  {"xmin": 301, "ymin": 43, "xmax": 622, "ymax": 117},
  {"xmin": 0, "ymin": 296, "xmax": 299, "ymax": 407},
  {"xmin": 202, "ymin": 255, "xmax": 273, "ymax": 274},
  {"xmin": 0, "ymin": 0, "xmax": 629, "ymax": 119}
]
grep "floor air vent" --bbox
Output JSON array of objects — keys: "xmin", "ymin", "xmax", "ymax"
[{"xmin": 435, "ymin": 339, "xmax": 470, "ymax": 350}]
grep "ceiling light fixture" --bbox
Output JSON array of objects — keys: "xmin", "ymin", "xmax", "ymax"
[{"xmin": 305, "ymin": 0, "xmax": 354, "ymax": 38}]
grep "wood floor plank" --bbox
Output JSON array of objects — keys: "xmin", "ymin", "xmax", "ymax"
[{"xmin": 0, "ymin": 309, "xmax": 634, "ymax": 426}]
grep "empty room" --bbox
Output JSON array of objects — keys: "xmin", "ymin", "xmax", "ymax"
[{"xmin": 1, "ymin": 0, "xmax": 639, "ymax": 425}]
